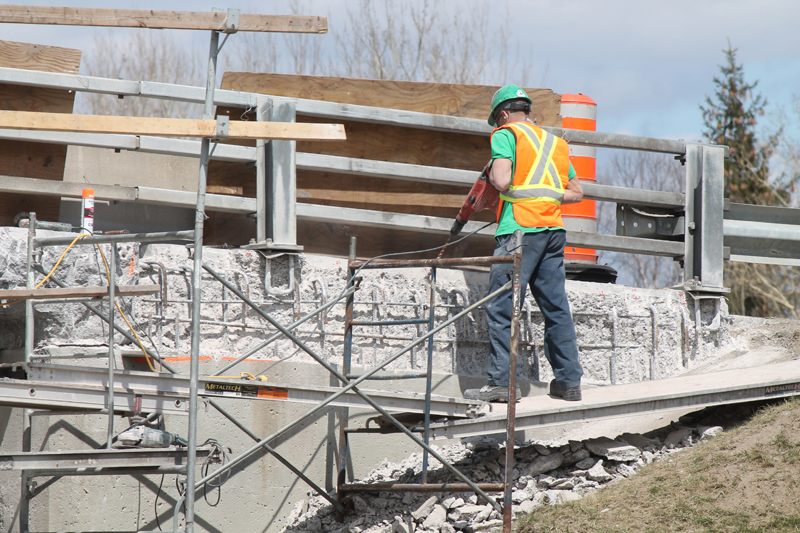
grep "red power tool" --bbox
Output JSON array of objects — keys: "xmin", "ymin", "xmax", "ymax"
[{"xmin": 450, "ymin": 162, "xmax": 500, "ymax": 236}]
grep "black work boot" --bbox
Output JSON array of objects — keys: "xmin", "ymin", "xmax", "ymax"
[
  {"xmin": 464, "ymin": 385, "xmax": 522, "ymax": 403},
  {"xmin": 549, "ymin": 379, "xmax": 582, "ymax": 401}
]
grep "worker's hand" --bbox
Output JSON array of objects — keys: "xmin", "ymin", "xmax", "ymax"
[
  {"xmin": 480, "ymin": 160, "xmax": 494, "ymax": 179},
  {"xmin": 489, "ymin": 158, "xmax": 513, "ymax": 191}
]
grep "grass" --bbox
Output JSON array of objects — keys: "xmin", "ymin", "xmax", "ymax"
[{"xmin": 516, "ymin": 396, "xmax": 800, "ymax": 533}]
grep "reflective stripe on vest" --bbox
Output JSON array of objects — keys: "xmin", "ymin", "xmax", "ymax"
[{"xmin": 499, "ymin": 122, "xmax": 565, "ymax": 205}]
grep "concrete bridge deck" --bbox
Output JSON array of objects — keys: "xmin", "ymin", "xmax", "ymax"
[{"xmin": 424, "ymin": 359, "xmax": 800, "ymax": 440}]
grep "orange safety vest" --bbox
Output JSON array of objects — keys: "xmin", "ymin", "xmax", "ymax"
[{"xmin": 491, "ymin": 121, "xmax": 571, "ymax": 228}]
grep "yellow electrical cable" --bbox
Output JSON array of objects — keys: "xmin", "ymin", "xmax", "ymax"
[
  {"xmin": 0, "ymin": 233, "xmax": 87, "ymax": 308},
  {"xmin": 94, "ymin": 243, "xmax": 162, "ymax": 374},
  {"xmin": 22, "ymin": 240, "xmax": 268, "ymax": 380}
]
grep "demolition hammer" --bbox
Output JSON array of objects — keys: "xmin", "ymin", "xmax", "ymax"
[
  {"xmin": 449, "ymin": 161, "xmax": 499, "ymax": 236},
  {"xmin": 437, "ymin": 162, "xmax": 499, "ymax": 259}
]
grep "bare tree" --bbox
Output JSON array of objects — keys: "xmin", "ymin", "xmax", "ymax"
[
  {"xmin": 597, "ymin": 151, "xmax": 684, "ymax": 289},
  {"xmin": 333, "ymin": 0, "xmax": 522, "ymax": 85},
  {"xmin": 770, "ymin": 95, "xmax": 800, "ymax": 208},
  {"xmin": 723, "ymin": 95, "xmax": 800, "ymax": 319},
  {"xmin": 226, "ymin": 0, "xmax": 326, "ymax": 76},
  {"xmin": 78, "ymin": 31, "xmax": 204, "ymax": 118}
]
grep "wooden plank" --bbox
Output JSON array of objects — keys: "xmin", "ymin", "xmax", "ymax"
[
  {"xmin": 221, "ymin": 73, "xmax": 561, "ymax": 124},
  {"xmin": 0, "ymin": 6, "xmax": 327, "ymax": 33},
  {"xmin": 0, "ymin": 111, "xmax": 346, "ymax": 140},
  {"xmin": 296, "ymin": 170, "xmax": 497, "ymax": 218},
  {"xmin": 206, "ymin": 185, "xmax": 243, "ymax": 196},
  {"xmin": 294, "ymin": 220, "xmax": 496, "ymax": 261},
  {"xmin": 0, "ymin": 284, "xmax": 160, "ymax": 301},
  {"xmin": 292, "ymin": 116, "xmax": 490, "ymax": 169},
  {"xmin": 0, "ymin": 40, "xmax": 79, "ymax": 227},
  {"xmin": 0, "ymin": 40, "xmax": 80, "ymax": 74}
]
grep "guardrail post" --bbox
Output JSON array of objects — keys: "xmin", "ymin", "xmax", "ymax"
[
  {"xmin": 261, "ymin": 98, "xmax": 302, "ymax": 251},
  {"xmin": 255, "ymin": 97, "xmax": 270, "ymax": 244},
  {"xmin": 684, "ymin": 144, "xmax": 726, "ymax": 291}
]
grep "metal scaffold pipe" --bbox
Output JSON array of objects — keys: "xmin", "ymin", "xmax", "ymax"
[
  {"xmin": 184, "ymin": 25, "xmax": 220, "ymax": 533},
  {"xmin": 105, "ymin": 244, "xmax": 116, "ymax": 449},
  {"xmin": 172, "ymin": 274, "xmax": 514, "ymax": 532},
  {"xmin": 33, "ymin": 230, "xmax": 194, "ymax": 248},
  {"xmin": 211, "ymin": 284, "xmax": 359, "ymax": 377}
]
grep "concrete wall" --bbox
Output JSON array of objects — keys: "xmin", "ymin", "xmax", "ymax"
[
  {"xmin": 0, "ymin": 225, "xmax": 746, "ymax": 533},
  {"xmin": 59, "ymin": 146, "xmax": 197, "ymax": 234}
]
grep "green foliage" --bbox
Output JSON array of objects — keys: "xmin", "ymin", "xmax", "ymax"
[
  {"xmin": 700, "ymin": 44, "xmax": 787, "ymax": 205},
  {"xmin": 700, "ymin": 44, "xmax": 798, "ymax": 317}
]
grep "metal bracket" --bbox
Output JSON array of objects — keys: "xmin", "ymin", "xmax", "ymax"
[
  {"xmin": 616, "ymin": 204, "xmax": 684, "ymax": 239},
  {"xmin": 242, "ymin": 238, "xmax": 304, "ymax": 252},
  {"xmin": 224, "ymin": 8, "xmax": 240, "ymax": 33},
  {"xmin": 210, "ymin": 7, "xmax": 239, "ymax": 33},
  {"xmin": 213, "ymin": 115, "xmax": 229, "ymax": 140}
]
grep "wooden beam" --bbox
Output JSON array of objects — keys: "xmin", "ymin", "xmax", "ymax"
[
  {"xmin": 0, "ymin": 40, "xmax": 80, "ymax": 74},
  {"xmin": 0, "ymin": 6, "xmax": 327, "ymax": 33},
  {"xmin": 222, "ymin": 72, "xmax": 561, "ymax": 124},
  {"xmin": 0, "ymin": 111, "xmax": 346, "ymax": 140},
  {"xmin": 0, "ymin": 284, "xmax": 160, "ymax": 301}
]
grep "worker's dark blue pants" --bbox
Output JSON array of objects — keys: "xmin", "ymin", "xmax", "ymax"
[{"xmin": 485, "ymin": 230, "xmax": 583, "ymax": 388}]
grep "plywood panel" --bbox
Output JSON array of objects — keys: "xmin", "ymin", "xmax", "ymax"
[
  {"xmin": 296, "ymin": 170, "xmax": 496, "ymax": 221},
  {"xmin": 0, "ymin": 40, "xmax": 81, "ymax": 74},
  {"xmin": 221, "ymin": 73, "xmax": 561, "ymax": 125},
  {"xmin": 295, "ymin": 116, "xmax": 490, "ymax": 169},
  {"xmin": 0, "ymin": 40, "xmax": 80, "ymax": 227}
]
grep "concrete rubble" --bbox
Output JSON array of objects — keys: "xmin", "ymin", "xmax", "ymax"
[
  {"xmin": 280, "ymin": 424, "xmax": 724, "ymax": 533},
  {"xmin": 0, "ymin": 227, "xmax": 752, "ymax": 387}
]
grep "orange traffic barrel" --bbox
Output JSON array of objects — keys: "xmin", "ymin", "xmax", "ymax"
[{"xmin": 560, "ymin": 94, "xmax": 597, "ymax": 263}]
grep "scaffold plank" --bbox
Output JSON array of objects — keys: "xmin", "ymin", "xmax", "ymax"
[
  {"xmin": 0, "ymin": 377, "xmax": 189, "ymax": 415},
  {"xmin": 0, "ymin": 284, "xmax": 159, "ymax": 301},
  {"xmin": 0, "ymin": 447, "xmax": 211, "ymax": 475},
  {"xmin": 20, "ymin": 363, "xmax": 483, "ymax": 418},
  {"xmin": 427, "ymin": 360, "xmax": 800, "ymax": 440},
  {"xmin": 0, "ymin": 111, "xmax": 345, "ymax": 140},
  {"xmin": 0, "ymin": 6, "xmax": 327, "ymax": 33}
]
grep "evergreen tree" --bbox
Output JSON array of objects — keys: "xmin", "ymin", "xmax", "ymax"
[
  {"xmin": 700, "ymin": 44, "xmax": 795, "ymax": 317},
  {"xmin": 700, "ymin": 44, "xmax": 786, "ymax": 205}
]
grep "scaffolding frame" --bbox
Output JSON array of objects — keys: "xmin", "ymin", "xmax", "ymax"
[
  {"xmin": 1, "ymin": 6, "xmax": 332, "ymax": 533},
  {"xmin": 335, "ymin": 236, "xmax": 525, "ymax": 531},
  {"xmin": 1, "ymin": 6, "xmax": 799, "ymax": 533}
]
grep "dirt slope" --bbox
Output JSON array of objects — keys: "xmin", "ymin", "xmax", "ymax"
[{"xmin": 518, "ymin": 397, "xmax": 800, "ymax": 533}]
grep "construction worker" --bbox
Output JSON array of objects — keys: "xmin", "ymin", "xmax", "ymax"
[{"xmin": 464, "ymin": 85, "xmax": 584, "ymax": 403}]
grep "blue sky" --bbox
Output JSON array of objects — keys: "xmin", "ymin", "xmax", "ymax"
[{"xmin": 3, "ymin": 0, "xmax": 799, "ymax": 143}]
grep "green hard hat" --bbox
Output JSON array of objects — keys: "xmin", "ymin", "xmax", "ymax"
[{"xmin": 488, "ymin": 84, "xmax": 532, "ymax": 126}]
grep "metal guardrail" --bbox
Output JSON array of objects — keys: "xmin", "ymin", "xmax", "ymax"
[
  {"xmin": 0, "ymin": 66, "xmax": 717, "ymax": 154},
  {"xmin": 1, "ymin": 67, "xmax": 798, "ymax": 280}
]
